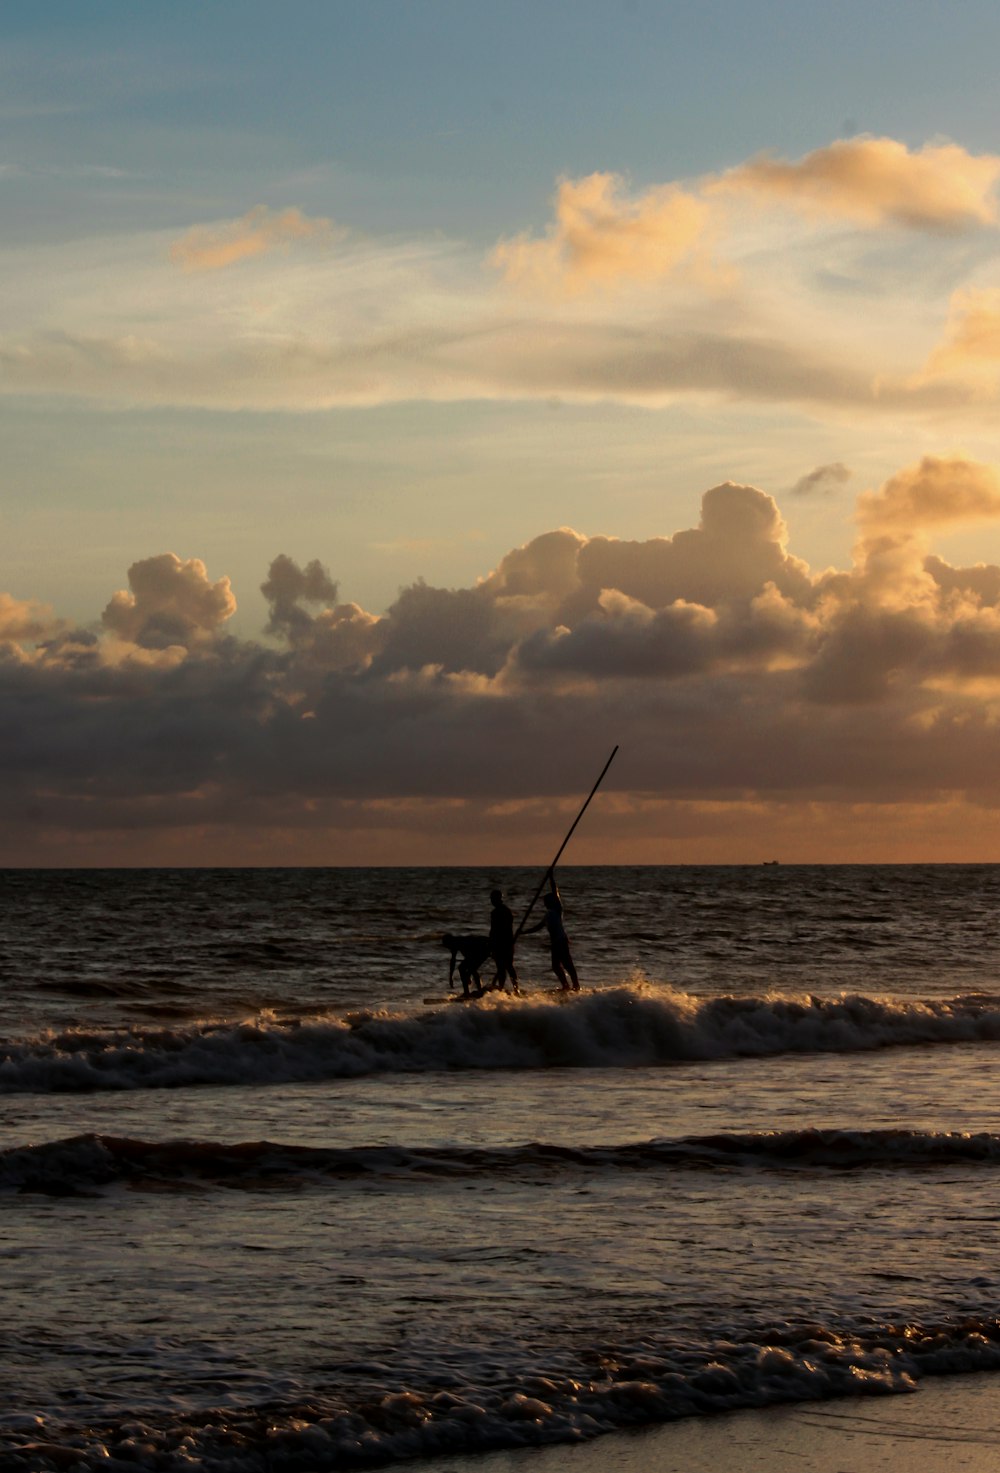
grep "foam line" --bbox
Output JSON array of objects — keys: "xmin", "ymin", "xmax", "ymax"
[{"xmin": 3, "ymin": 984, "xmax": 1000, "ymax": 1094}]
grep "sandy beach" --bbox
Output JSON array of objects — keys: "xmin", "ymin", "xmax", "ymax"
[{"xmin": 424, "ymin": 1376, "xmax": 1000, "ymax": 1473}]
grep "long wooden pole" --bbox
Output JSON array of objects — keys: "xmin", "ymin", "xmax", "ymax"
[{"xmin": 513, "ymin": 744, "xmax": 619, "ymax": 942}]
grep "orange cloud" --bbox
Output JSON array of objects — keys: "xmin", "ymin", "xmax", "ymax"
[
  {"xmin": 857, "ymin": 454, "xmax": 1000, "ymax": 532},
  {"xmin": 102, "ymin": 553, "xmax": 236, "ymax": 649},
  {"xmin": 0, "ymin": 592, "xmax": 59, "ymax": 644},
  {"xmin": 491, "ymin": 137, "xmax": 1000, "ymax": 299},
  {"xmin": 492, "ymin": 172, "xmax": 708, "ymax": 293},
  {"xmin": 840, "ymin": 455, "xmax": 1000, "ymax": 622},
  {"xmin": 170, "ymin": 205, "xmax": 336, "ymax": 272},
  {"xmin": 14, "ymin": 463, "xmax": 1000, "ymax": 863},
  {"xmin": 710, "ymin": 137, "xmax": 1000, "ymax": 230},
  {"xmin": 921, "ymin": 288, "xmax": 1000, "ymax": 382}
]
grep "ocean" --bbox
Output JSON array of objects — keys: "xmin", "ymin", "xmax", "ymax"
[{"xmin": 4, "ymin": 864, "xmax": 1000, "ymax": 1470}]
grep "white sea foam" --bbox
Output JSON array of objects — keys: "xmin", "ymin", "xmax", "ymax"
[
  {"xmin": 3, "ymin": 1317, "xmax": 1000, "ymax": 1470},
  {"xmin": 2, "ymin": 984, "xmax": 1000, "ymax": 1094}
]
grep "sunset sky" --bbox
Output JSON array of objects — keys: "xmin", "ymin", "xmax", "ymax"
[{"xmin": 7, "ymin": 0, "xmax": 1000, "ymax": 864}]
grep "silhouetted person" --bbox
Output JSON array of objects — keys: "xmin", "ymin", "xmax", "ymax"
[
  {"xmin": 525, "ymin": 880, "xmax": 579, "ymax": 991},
  {"xmin": 489, "ymin": 888, "xmax": 520, "ymax": 994},
  {"xmin": 441, "ymin": 933, "xmax": 492, "ymax": 996}
]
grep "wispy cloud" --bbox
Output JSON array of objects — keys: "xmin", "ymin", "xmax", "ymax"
[
  {"xmin": 170, "ymin": 204, "xmax": 337, "ymax": 272},
  {"xmin": 790, "ymin": 462, "xmax": 852, "ymax": 497},
  {"xmin": 3, "ymin": 134, "xmax": 1000, "ymax": 423}
]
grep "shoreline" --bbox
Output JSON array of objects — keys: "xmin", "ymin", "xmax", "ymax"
[{"xmin": 420, "ymin": 1374, "xmax": 1000, "ymax": 1473}]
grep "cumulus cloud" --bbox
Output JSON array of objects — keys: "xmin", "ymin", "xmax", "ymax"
[
  {"xmin": 790, "ymin": 462, "xmax": 852, "ymax": 497},
  {"xmin": 795, "ymin": 456, "xmax": 1000, "ymax": 700},
  {"xmin": 169, "ymin": 205, "xmax": 336, "ymax": 271},
  {"xmin": 492, "ymin": 172, "xmax": 710, "ymax": 293},
  {"xmin": 102, "ymin": 553, "xmax": 237, "ymax": 649},
  {"xmin": 261, "ymin": 553, "xmax": 381, "ymax": 670},
  {"xmin": 262, "ymin": 554, "xmax": 339, "ymax": 637},
  {"xmin": 8, "ymin": 454, "xmax": 1000, "ymax": 862},
  {"xmin": 925, "ymin": 554, "xmax": 1000, "ymax": 606},
  {"xmin": 481, "ymin": 529, "xmax": 586, "ymax": 608},
  {"xmin": 576, "ymin": 483, "xmax": 813, "ymax": 614},
  {"xmin": 711, "ymin": 137, "xmax": 1000, "ymax": 230}
]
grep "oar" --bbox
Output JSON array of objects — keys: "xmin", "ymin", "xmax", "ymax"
[{"xmin": 513, "ymin": 745, "xmax": 619, "ymax": 943}]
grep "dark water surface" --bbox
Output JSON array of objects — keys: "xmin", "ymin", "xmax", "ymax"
[
  {"xmin": 6, "ymin": 864, "xmax": 1000, "ymax": 1033},
  {"xmin": 3, "ymin": 866, "xmax": 1000, "ymax": 1470}
]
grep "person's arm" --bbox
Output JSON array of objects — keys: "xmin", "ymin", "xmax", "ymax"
[{"xmin": 448, "ymin": 948, "xmax": 456, "ymax": 985}]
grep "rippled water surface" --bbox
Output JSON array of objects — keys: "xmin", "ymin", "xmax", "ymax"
[{"xmin": 3, "ymin": 865, "xmax": 1000, "ymax": 1470}]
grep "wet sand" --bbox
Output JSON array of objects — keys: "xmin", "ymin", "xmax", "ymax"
[{"xmin": 424, "ymin": 1375, "xmax": 1000, "ymax": 1473}]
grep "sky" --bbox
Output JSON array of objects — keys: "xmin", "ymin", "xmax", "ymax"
[{"xmin": 6, "ymin": 0, "xmax": 1000, "ymax": 864}]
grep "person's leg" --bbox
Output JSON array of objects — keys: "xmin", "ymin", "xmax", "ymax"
[
  {"xmin": 495, "ymin": 950, "xmax": 518, "ymax": 993},
  {"xmin": 555, "ymin": 940, "xmax": 577, "ymax": 990},
  {"xmin": 470, "ymin": 946, "xmax": 491, "ymax": 993},
  {"xmin": 561, "ymin": 942, "xmax": 579, "ymax": 990}
]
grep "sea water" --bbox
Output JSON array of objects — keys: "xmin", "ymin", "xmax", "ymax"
[{"xmin": 3, "ymin": 865, "xmax": 1000, "ymax": 1469}]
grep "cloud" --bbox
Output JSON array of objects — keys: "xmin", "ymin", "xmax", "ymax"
[
  {"xmin": 0, "ymin": 592, "xmax": 60, "ymax": 645},
  {"xmin": 261, "ymin": 553, "xmax": 381, "ymax": 670},
  {"xmin": 920, "ymin": 288, "xmax": 1000, "ymax": 383},
  {"xmin": 925, "ymin": 554, "xmax": 1000, "ymax": 606},
  {"xmin": 491, "ymin": 172, "xmax": 710, "ymax": 293},
  {"xmin": 262, "ymin": 554, "xmax": 339, "ymax": 637},
  {"xmin": 169, "ymin": 205, "xmax": 336, "ymax": 272},
  {"xmin": 711, "ymin": 137, "xmax": 1000, "ymax": 230},
  {"xmin": 3, "ymin": 134, "xmax": 999, "ymax": 420},
  {"xmin": 856, "ymin": 454, "xmax": 1000, "ymax": 532},
  {"xmin": 102, "ymin": 553, "xmax": 237, "ymax": 649},
  {"xmin": 0, "ymin": 317, "xmax": 905, "ymax": 415},
  {"xmin": 491, "ymin": 137, "xmax": 1000, "ymax": 301},
  {"xmin": 790, "ymin": 462, "xmax": 852, "ymax": 497},
  {"xmin": 795, "ymin": 456, "xmax": 1000, "ymax": 700},
  {"xmin": 8, "ymin": 454, "xmax": 1000, "ymax": 863},
  {"xmin": 574, "ymin": 483, "xmax": 815, "ymax": 618}
]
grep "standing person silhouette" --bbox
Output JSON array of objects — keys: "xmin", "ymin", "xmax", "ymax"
[
  {"xmin": 488, "ymin": 888, "xmax": 520, "ymax": 994},
  {"xmin": 525, "ymin": 876, "xmax": 579, "ymax": 991}
]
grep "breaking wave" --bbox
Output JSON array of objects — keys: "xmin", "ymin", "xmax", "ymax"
[
  {"xmin": 4, "ymin": 984, "xmax": 1000, "ymax": 1093},
  {"xmin": 4, "ymin": 1316, "xmax": 1000, "ymax": 1470},
  {"xmin": 1, "ymin": 978, "xmax": 1000, "ymax": 1095},
  {"xmin": 8, "ymin": 1127, "xmax": 1000, "ymax": 1195}
]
